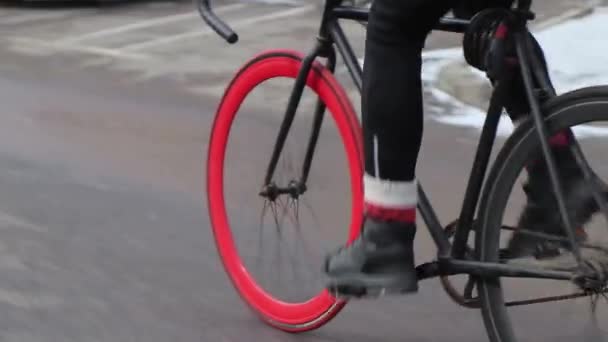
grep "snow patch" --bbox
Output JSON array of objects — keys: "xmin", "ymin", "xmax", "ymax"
[
  {"xmin": 422, "ymin": 9, "xmax": 608, "ymax": 138},
  {"xmin": 356, "ymin": 11, "xmax": 608, "ymax": 139}
]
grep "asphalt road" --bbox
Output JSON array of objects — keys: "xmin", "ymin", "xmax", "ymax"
[{"xmin": 0, "ymin": 0, "xmax": 606, "ymax": 341}]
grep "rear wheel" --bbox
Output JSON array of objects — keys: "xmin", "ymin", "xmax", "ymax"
[
  {"xmin": 477, "ymin": 86, "xmax": 608, "ymax": 342},
  {"xmin": 206, "ymin": 50, "xmax": 364, "ymax": 332}
]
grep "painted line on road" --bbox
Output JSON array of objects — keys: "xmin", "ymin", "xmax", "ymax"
[
  {"xmin": 0, "ymin": 288, "xmax": 63, "ymax": 309},
  {"xmin": 10, "ymin": 37, "xmax": 151, "ymax": 60},
  {"xmin": 0, "ymin": 210, "xmax": 48, "ymax": 233},
  {"xmin": 0, "ymin": 10, "xmax": 81, "ymax": 25},
  {"xmin": 58, "ymin": 3, "xmax": 248, "ymax": 45},
  {"xmin": 119, "ymin": 5, "xmax": 316, "ymax": 52}
]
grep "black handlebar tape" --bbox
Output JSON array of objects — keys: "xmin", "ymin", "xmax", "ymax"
[{"xmin": 199, "ymin": 0, "xmax": 238, "ymax": 44}]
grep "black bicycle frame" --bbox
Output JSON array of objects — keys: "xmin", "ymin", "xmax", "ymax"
[{"xmin": 256, "ymin": 0, "xmax": 585, "ymax": 282}]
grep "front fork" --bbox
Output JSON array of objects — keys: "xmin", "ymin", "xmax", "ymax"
[{"xmin": 259, "ymin": 39, "xmax": 337, "ymax": 201}]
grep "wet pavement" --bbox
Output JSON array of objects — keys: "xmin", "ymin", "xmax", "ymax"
[{"xmin": 0, "ymin": 0, "xmax": 606, "ymax": 341}]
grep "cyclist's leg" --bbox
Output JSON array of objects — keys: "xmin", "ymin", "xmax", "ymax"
[
  {"xmin": 502, "ymin": 35, "xmax": 602, "ymax": 257},
  {"xmin": 324, "ymin": 0, "xmax": 452, "ymax": 295},
  {"xmin": 502, "ymin": 34, "xmax": 552, "ymax": 123}
]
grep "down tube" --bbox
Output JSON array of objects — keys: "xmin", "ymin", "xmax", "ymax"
[{"xmin": 450, "ymin": 81, "xmax": 506, "ymax": 259}]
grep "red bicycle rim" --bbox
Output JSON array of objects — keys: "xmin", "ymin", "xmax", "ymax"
[{"xmin": 206, "ymin": 50, "xmax": 363, "ymax": 331}]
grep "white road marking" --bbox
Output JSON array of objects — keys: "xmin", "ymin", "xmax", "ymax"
[
  {"xmin": 0, "ymin": 255, "xmax": 27, "ymax": 271},
  {"xmin": 119, "ymin": 5, "xmax": 316, "ymax": 52},
  {"xmin": 58, "ymin": 3, "xmax": 248, "ymax": 44},
  {"xmin": 0, "ymin": 10, "xmax": 80, "ymax": 25},
  {"xmin": 0, "ymin": 210, "xmax": 48, "ymax": 233},
  {"xmin": 0, "ymin": 288, "xmax": 63, "ymax": 309},
  {"xmin": 10, "ymin": 37, "xmax": 151, "ymax": 60}
]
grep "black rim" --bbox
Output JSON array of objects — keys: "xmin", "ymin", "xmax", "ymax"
[{"xmin": 478, "ymin": 93, "xmax": 608, "ymax": 342}]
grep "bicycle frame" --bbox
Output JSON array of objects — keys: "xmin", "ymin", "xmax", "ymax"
[
  {"xmin": 257, "ymin": 0, "xmax": 582, "ymax": 281},
  {"xmin": 202, "ymin": 0, "xmax": 592, "ymax": 285}
]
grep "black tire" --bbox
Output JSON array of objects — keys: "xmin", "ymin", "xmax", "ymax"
[{"xmin": 476, "ymin": 85, "xmax": 608, "ymax": 342}]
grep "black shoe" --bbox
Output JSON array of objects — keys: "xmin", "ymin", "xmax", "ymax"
[
  {"xmin": 505, "ymin": 147, "xmax": 606, "ymax": 259},
  {"xmin": 323, "ymin": 217, "xmax": 418, "ymax": 298}
]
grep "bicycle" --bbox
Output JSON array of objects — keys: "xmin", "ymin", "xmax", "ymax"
[{"xmin": 201, "ymin": 0, "xmax": 608, "ymax": 340}]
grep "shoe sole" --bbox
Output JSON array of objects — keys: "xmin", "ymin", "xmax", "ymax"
[{"xmin": 325, "ymin": 273, "xmax": 418, "ymax": 299}]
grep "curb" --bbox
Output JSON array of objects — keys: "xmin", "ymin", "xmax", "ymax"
[{"xmin": 435, "ymin": 2, "xmax": 601, "ymax": 111}]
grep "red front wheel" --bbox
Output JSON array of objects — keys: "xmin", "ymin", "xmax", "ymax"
[{"xmin": 206, "ymin": 50, "xmax": 364, "ymax": 332}]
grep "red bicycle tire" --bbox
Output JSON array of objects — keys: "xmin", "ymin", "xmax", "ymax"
[{"xmin": 206, "ymin": 49, "xmax": 364, "ymax": 332}]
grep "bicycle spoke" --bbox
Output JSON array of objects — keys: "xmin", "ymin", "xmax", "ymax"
[
  {"xmin": 288, "ymin": 198, "xmax": 318, "ymax": 281},
  {"xmin": 267, "ymin": 201, "xmax": 281, "ymax": 286},
  {"xmin": 586, "ymin": 297, "xmax": 606, "ymax": 342},
  {"xmin": 276, "ymin": 197, "xmax": 291, "ymax": 288},
  {"xmin": 570, "ymin": 139, "xmax": 608, "ymax": 233},
  {"xmin": 301, "ymin": 197, "xmax": 324, "ymax": 237},
  {"xmin": 268, "ymin": 194, "xmax": 307, "ymax": 293},
  {"xmin": 281, "ymin": 197, "xmax": 306, "ymax": 285},
  {"xmin": 270, "ymin": 199, "xmax": 282, "ymax": 237},
  {"xmin": 500, "ymin": 225, "xmax": 608, "ymax": 255},
  {"xmin": 285, "ymin": 198, "xmax": 317, "ymax": 285},
  {"xmin": 256, "ymin": 200, "xmax": 270, "ymax": 275},
  {"xmin": 285, "ymin": 199, "xmax": 303, "ymax": 284},
  {"xmin": 590, "ymin": 291, "xmax": 600, "ymax": 314}
]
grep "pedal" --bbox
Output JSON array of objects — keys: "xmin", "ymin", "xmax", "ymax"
[{"xmin": 327, "ymin": 283, "xmax": 368, "ymax": 299}]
